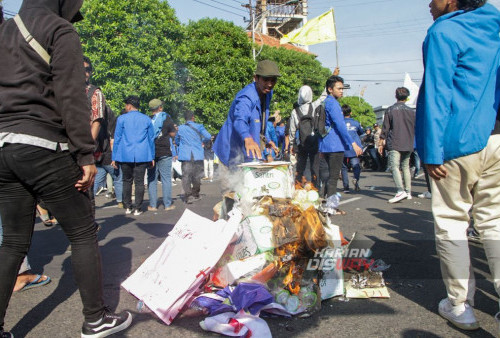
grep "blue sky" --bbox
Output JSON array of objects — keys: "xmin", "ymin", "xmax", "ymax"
[{"xmin": 4, "ymin": 0, "xmax": 500, "ymax": 107}]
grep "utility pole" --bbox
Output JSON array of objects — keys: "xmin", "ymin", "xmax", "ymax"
[{"xmin": 243, "ymin": 0, "xmax": 256, "ymax": 60}]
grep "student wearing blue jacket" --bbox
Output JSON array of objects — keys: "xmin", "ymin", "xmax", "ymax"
[
  {"xmin": 112, "ymin": 96, "xmax": 155, "ymax": 215},
  {"xmin": 415, "ymin": 0, "xmax": 500, "ymax": 332},
  {"xmin": 319, "ymin": 76, "xmax": 362, "ymax": 198},
  {"xmin": 175, "ymin": 111, "xmax": 211, "ymax": 204},
  {"xmin": 213, "ymin": 60, "xmax": 281, "ymax": 168},
  {"xmin": 341, "ymin": 105, "xmax": 364, "ymax": 192}
]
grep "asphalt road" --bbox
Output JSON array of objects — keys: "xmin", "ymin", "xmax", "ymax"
[{"xmin": 3, "ymin": 169, "xmax": 498, "ymax": 337}]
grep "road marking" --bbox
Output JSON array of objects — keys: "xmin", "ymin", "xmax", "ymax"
[{"xmin": 339, "ymin": 197, "xmax": 362, "ymax": 205}]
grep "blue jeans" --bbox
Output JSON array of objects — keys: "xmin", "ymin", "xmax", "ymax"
[
  {"xmin": 94, "ymin": 164, "xmax": 122, "ymax": 202},
  {"xmin": 147, "ymin": 156, "xmax": 173, "ymax": 208},
  {"xmin": 341, "ymin": 156, "xmax": 361, "ymax": 189}
]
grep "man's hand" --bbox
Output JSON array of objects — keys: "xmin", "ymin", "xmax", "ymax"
[
  {"xmin": 150, "ymin": 160, "xmax": 155, "ymax": 168},
  {"xmin": 333, "ymin": 67, "xmax": 340, "ymax": 76},
  {"xmin": 352, "ymin": 143, "xmax": 363, "ymax": 157},
  {"xmin": 267, "ymin": 141, "xmax": 279, "ymax": 154},
  {"xmin": 426, "ymin": 164, "xmax": 448, "ymax": 181},
  {"xmin": 111, "ymin": 161, "xmax": 118, "ymax": 169},
  {"xmin": 244, "ymin": 137, "xmax": 262, "ymax": 160},
  {"xmin": 378, "ymin": 145, "xmax": 384, "ymax": 156},
  {"xmin": 75, "ymin": 164, "xmax": 97, "ymax": 192}
]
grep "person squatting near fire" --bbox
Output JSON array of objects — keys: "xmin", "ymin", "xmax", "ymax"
[
  {"xmin": 319, "ymin": 76, "xmax": 363, "ymax": 199},
  {"xmin": 0, "ymin": 0, "xmax": 133, "ymax": 337},
  {"xmin": 416, "ymin": 0, "xmax": 500, "ymax": 333},
  {"xmin": 213, "ymin": 60, "xmax": 281, "ymax": 191}
]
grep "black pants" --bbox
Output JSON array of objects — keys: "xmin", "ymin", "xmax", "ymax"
[
  {"xmin": 181, "ymin": 159, "xmax": 204, "ymax": 199},
  {"xmin": 295, "ymin": 144, "xmax": 319, "ymax": 188},
  {"xmin": 121, "ymin": 162, "xmax": 148, "ymax": 210},
  {"xmin": 322, "ymin": 152, "xmax": 345, "ymax": 197},
  {"xmin": 0, "ymin": 144, "xmax": 105, "ymax": 329}
]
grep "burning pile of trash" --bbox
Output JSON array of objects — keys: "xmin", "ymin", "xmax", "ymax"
[{"xmin": 122, "ymin": 161, "xmax": 390, "ymax": 337}]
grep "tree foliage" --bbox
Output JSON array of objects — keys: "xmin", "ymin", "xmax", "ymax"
[
  {"xmin": 177, "ymin": 18, "xmax": 254, "ymax": 133},
  {"xmin": 76, "ymin": 0, "xmax": 184, "ymax": 116},
  {"xmin": 338, "ymin": 96, "xmax": 376, "ymax": 128}
]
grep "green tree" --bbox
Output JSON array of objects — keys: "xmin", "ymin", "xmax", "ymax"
[
  {"xmin": 339, "ymin": 96, "xmax": 376, "ymax": 128},
  {"xmin": 76, "ymin": 0, "xmax": 184, "ymax": 116},
  {"xmin": 177, "ymin": 18, "xmax": 254, "ymax": 133}
]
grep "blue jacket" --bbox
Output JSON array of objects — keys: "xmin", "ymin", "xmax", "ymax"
[
  {"xmin": 344, "ymin": 117, "xmax": 363, "ymax": 158},
  {"xmin": 112, "ymin": 110, "xmax": 155, "ymax": 163},
  {"xmin": 175, "ymin": 121, "xmax": 211, "ymax": 161},
  {"xmin": 416, "ymin": 4, "xmax": 500, "ymax": 164},
  {"xmin": 319, "ymin": 95, "xmax": 353, "ymax": 153},
  {"xmin": 276, "ymin": 125, "xmax": 285, "ymax": 148},
  {"xmin": 213, "ymin": 82, "xmax": 272, "ymax": 166}
]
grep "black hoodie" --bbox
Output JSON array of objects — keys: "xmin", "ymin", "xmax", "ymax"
[{"xmin": 0, "ymin": 0, "xmax": 94, "ymax": 166}]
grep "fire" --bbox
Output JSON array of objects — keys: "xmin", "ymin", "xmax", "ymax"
[{"xmin": 295, "ymin": 178, "xmax": 318, "ymax": 192}]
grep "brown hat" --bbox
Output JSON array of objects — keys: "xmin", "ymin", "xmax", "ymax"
[
  {"xmin": 255, "ymin": 60, "xmax": 281, "ymax": 77},
  {"xmin": 148, "ymin": 98, "xmax": 163, "ymax": 110}
]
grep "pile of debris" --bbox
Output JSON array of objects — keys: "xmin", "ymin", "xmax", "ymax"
[{"xmin": 122, "ymin": 162, "xmax": 390, "ymax": 337}]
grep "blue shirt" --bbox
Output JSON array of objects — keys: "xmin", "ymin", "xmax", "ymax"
[
  {"xmin": 175, "ymin": 121, "xmax": 211, "ymax": 161},
  {"xmin": 151, "ymin": 111, "xmax": 170, "ymax": 138},
  {"xmin": 319, "ymin": 95, "xmax": 353, "ymax": 153},
  {"xmin": 344, "ymin": 117, "xmax": 363, "ymax": 158},
  {"xmin": 112, "ymin": 110, "xmax": 155, "ymax": 163},
  {"xmin": 213, "ymin": 82, "xmax": 272, "ymax": 166},
  {"xmin": 416, "ymin": 4, "xmax": 500, "ymax": 164}
]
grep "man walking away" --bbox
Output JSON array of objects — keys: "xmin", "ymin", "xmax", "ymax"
[
  {"xmin": 147, "ymin": 99, "xmax": 176, "ymax": 212},
  {"xmin": 112, "ymin": 96, "xmax": 155, "ymax": 216},
  {"xmin": 319, "ymin": 76, "xmax": 362, "ymax": 199},
  {"xmin": 378, "ymin": 87, "xmax": 415, "ymax": 203},
  {"xmin": 0, "ymin": 0, "xmax": 132, "ymax": 336},
  {"xmin": 416, "ymin": 0, "xmax": 500, "ymax": 333},
  {"xmin": 175, "ymin": 111, "xmax": 211, "ymax": 204},
  {"xmin": 341, "ymin": 104, "xmax": 364, "ymax": 192}
]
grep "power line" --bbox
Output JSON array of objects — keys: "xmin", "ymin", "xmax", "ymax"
[
  {"xmin": 192, "ymin": 0, "xmax": 245, "ymax": 18},
  {"xmin": 341, "ymin": 59, "xmax": 422, "ymax": 68},
  {"xmin": 205, "ymin": 0, "xmax": 247, "ymax": 14},
  {"xmin": 342, "ymin": 71, "xmax": 422, "ymax": 76},
  {"xmin": 346, "ymin": 79, "xmax": 422, "ymax": 83}
]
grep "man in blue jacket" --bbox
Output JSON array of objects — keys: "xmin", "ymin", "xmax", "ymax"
[
  {"xmin": 341, "ymin": 104, "xmax": 364, "ymax": 192},
  {"xmin": 416, "ymin": 0, "xmax": 500, "ymax": 332},
  {"xmin": 319, "ymin": 76, "xmax": 362, "ymax": 198},
  {"xmin": 175, "ymin": 111, "xmax": 211, "ymax": 204},
  {"xmin": 112, "ymin": 96, "xmax": 155, "ymax": 216},
  {"xmin": 213, "ymin": 60, "xmax": 281, "ymax": 168}
]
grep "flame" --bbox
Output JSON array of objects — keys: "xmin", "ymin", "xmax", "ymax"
[
  {"xmin": 294, "ymin": 178, "xmax": 318, "ymax": 192},
  {"xmin": 299, "ymin": 206, "xmax": 327, "ymax": 252}
]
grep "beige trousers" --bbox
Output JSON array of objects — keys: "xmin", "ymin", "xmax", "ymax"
[{"xmin": 431, "ymin": 135, "xmax": 500, "ymax": 308}]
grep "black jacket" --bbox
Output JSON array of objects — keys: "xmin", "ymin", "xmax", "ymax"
[
  {"xmin": 380, "ymin": 102, "xmax": 415, "ymax": 152},
  {"xmin": 0, "ymin": 0, "xmax": 94, "ymax": 165},
  {"xmin": 155, "ymin": 116, "xmax": 176, "ymax": 158}
]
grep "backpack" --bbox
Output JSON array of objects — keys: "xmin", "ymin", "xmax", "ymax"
[
  {"xmin": 87, "ymin": 85, "xmax": 116, "ymax": 163},
  {"xmin": 314, "ymin": 102, "xmax": 330, "ymax": 138},
  {"xmin": 295, "ymin": 104, "xmax": 317, "ymax": 146}
]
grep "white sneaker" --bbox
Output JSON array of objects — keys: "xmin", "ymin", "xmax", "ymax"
[
  {"xmin": 125, "ymin": 208, "xmax": 133, "ymax": 215},
  {"xmin": 133, "ymin": 209, "xmax": 143, "ymax": 216},
  {"xmin": 388, "ymin": 191, "xmax": 408, "ymax": 203},
  {"xmin": 418, "ymin": 191, "xmax": 432, "ymax": 199},
  {"xmin": 406, "ymin": 192, "xmax": 412, "ymax": 200},
  {"xmin": 438, "ymin": 298, "xmax": 479, "ymax": 331}
]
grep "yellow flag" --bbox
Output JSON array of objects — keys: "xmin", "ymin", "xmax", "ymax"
[{"xmin": 280, "ymin": 9, "xmax": 336, "ymax": 46}]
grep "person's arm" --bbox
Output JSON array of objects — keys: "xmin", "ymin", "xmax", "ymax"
[
  {"xmin": 90, "ymin": 89, "xmax": 105, "ymax": 141},
  {"xmin": 378, "ymin": 110, "xmax": 390, "ymax": 154},
  {"xmin": 233, "ymin": 94, "xmax": 262, "ymax": 159},
  {"xmin": 51, "ymin": 28, "xmax": 94, "ymax": 167},
  {"xmin": 200, "ymin": 124, "xmax": 211, "ymax": 142},
  {"xmin": 288, "ymin": 113, "xmax": 297, "ymax": 152},
  {"xmin": 419, "ymin": 30, "xmax": 457, "ymax": 179},
  {"xmin": 329, "ymin": 101, "xmax": 362, "ymax": 156}
]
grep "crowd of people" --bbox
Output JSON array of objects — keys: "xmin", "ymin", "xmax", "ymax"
[{"xmin": 0, "ymin": 0, "xmax": 499, "ymax": 337}]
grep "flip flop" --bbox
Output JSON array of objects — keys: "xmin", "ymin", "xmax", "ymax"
[{"xmin": 19, "ymin": 275, "xmax": 51, "ymax": 292}]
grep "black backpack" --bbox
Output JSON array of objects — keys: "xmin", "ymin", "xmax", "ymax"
[
  {"xmin": 314, "ymin": 102, "xmax": 329, "ymax": 138},
  {"xmin": 296, "ymin": 104, "xmax": 318, "ymax": 146},
  {"xmin": 87, "ymin": 85, "xmax": 116, "ymax": 163}
]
